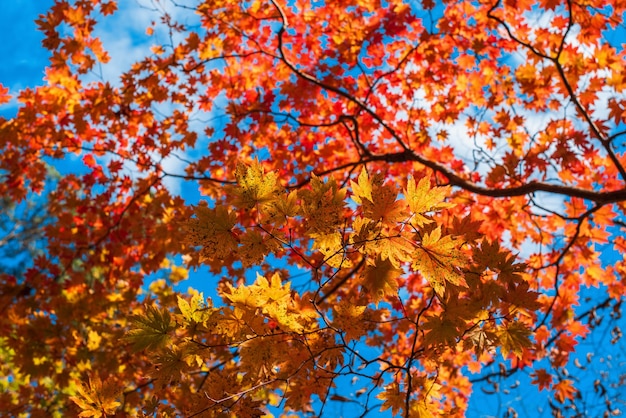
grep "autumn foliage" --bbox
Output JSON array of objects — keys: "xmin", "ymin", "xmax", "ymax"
[{"xmin": 1, "ymin": 0, "xmax": 625, "ymax": 416}]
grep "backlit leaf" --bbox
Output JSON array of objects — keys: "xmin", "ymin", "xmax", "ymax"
[
  {"xmin": 405, "ymin": 176, "xmax": 452, "ymax": 227},
  {"xmin": 377, "ymin": 382, "xmax": 405, "ymax": 417},
  {"xmin": 361, "ymin": 257, "xmax": 401, "ymax": 305},
  {"xmin": 233, "ymin": 158, "xmax": 282, "ymax": 209},
  {"xmin": 351, "ymin": 167, "xmax": 373, "ymax": 204},
  {"xmin": 497, "ymin": 321, "xmax": 533, "ymax": 359},
  {"xmin": 126, "ymin": 305, "xmax": 176, "ymax": 352},
  {"xmin": 554, "ymin": 379, "xmax": 578, "ymax": 403},
  {"xmin": 185, "ymin": 204, "xmax": 238, "ymax": 260},
  {"xmin": 412, "ymin": 227, "xmax": 468, "ymax": 296}
]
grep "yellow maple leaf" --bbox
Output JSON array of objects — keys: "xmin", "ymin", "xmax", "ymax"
[
  {"xmin": 422, "ymin": 315, "xmax": 461, "ymax": 347},
  {"xmin": 412, "ymin": 401, "xmax": 436, "ymax": 418},
  {"xmin": 239, "ymin": 335, "xmax": 281, "ymax": 379},
  {"xmin": 263, "ymin": 302, "xmax": 308, "ymax": 333},
  {"xmin": 233, "ymin": 158, "xmax": 282, "ymax": 209},
  {"xmin": 350, "ymin": 216, "xmax": 380, "ymax": 254},
  {"xmin": 70, "ymin": 376, "xmax": 121, "ymax": 417},
  {"xmin": 300, "ymin": 174, "xmax": 347, "ymax": 235},
  {"xmin": 224, "ymin": 272, "xmax": 291, "ymax": 308},
  {"xmin": 224, "ymin": 280, "xmax": 263, "ymax": 308},
  {"xmin": 151, "ymin": 346, "xmax": 189, "ymax": 384},
  {"xmin": 264, "ymin": 189, "xmax": 299, "ymax": 226},
  {"xmin": 177, "ymin": 291, "xmax": 213, "ymax": 325},
  {"xmin": 350, "ymin": 167, "xmax": 373, "ymax": 204},
  {"xmin": 259, "ymin": 272, "xmax": 292, "ymax": 302},
  {"xmin": 412, "ymin": 227, "xmax": 468, "ymax": 297},
  {"xmin": 405, "ymin": 175, "xmax": 452, "ymax": 227},
  {"xmin": 261, "ymin": 274, "xmax": 318, "ymax": 333},
  {"xmin": 213, "ymin": 307, "xmax": 248, "ymax": 339},
  {"xmin": 311, "ymin": 231, "xmax": 351, "ymax": 268},
  {"xmin": 86, "ymin": 329, "xmax": 102, "ymax": 351},
  {"xmin": 377, "ymin": 234, "xmax": 414, "ymax": 267}
]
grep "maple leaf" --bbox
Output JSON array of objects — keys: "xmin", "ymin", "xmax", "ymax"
[
  {"xmin": 502, "ymin": 280, "xmax": 542, "ymax": 311},
  {"xmin": 263, "ymin": 301, "xmax": 310, "ymax": 333},
  {"xmin": 213, "ymin": 307, "xmax": 248, "ymax": 339},
  {"xmin": 185, "ymin": 203, "xmax": 238, "ymax": 260},
  {"xmin": 260, "ymin": 274, "xmax": 317, "ymax": 333},
  {"xmin": 497, "ymin": 321, "xmax": 533, "ymax": 359},
  {"xmin": 540, "ymin": 0, "xmax": 562, "ymax": 10},
  {"xmin": 422, "ymin": 315, "xmax": 461, "ymax": 347},
  {"xmin": 350, "ymin": 167, "xmax": 373, "ymax": 204},
  {"xmin": 377, "ymin": 234, "xmax": 414, "ymax": 267},
  {"xmin": 233, "ymin": 158, "xmax": 282, "ymax": 209},
  {"xmin": 412, "ymin": 227, "xmax": 468, "ymax": 296},
  {"xmin": 258, "ymin": 272, "xmax": 292, "ymax": 303},
  {"xmin": 411, "ymin": 401, "xmax": 436, "ymax": 418},
  {"xmin": 463, "ymin": 325, "xmax": 497, "ymax": 357},
  {"xmin": 350, "ymin": 216, "xmax": 381, "ymax": 255},
  {"xmin": 264, "ymin": 189, "xmax": 299, "ymax": 226},
  {"xmin": 70, "ymin": 376, "xmax": 121, "ymax": 417},
  {"xmin": 0, "ymin": 84, "xmax": 10, "ymax": 105},
  {"xmin": 223, "ymin": 279, "xmax": 264, "ymax": 308},
  {"xmin": 151, "ymin": 346, "xmax": 189, "ymax": 385},
  {"xmin": 126, "ymin": 304, "xmax": 176, "ymax": 352},
  {"xmin": 239, "ymin": 335, "xmax": 282, "ymax": 379},
  {"xmin": 608, "ymin": 98, "xmax": 626, "ymax": 125},
  {"xmin": 530, "ymin": 368, "xmax": 553, "ymax": 391},
  {"xmin": 450, "ymin": 214, "xmax": 483, "ymax": 243},
  {"xmin": 86, "ymin": 329, "xmax": 102, "ymax": 351},
  {"xmin": 222, "ymin": 272, "xmax": 314, "ymax": 333},
  {"xmin": 361, "ymin": 181, "xmax": 405, "ymax": 224},
  {"xmin": 300, "ymin": 174, "xmax": 347, "ymax": 235},
  {"xmin": 360, "ymin": 257, "xmax": 401, "ymax": 305},
  {"xmin": 332, "ymin": 299, "xmax": 368, "ymax": 341},
  {"xmin": 177, "ymin": 291, "xmax": 213, "ymax": 325},
  {"xmin": 405, "ymin": 175, "xmax": 452, "ymax": 227},
  {"xmin": 311, "ymin": 231, "xmax": 349, "ymax": 268},
  {"xmin": 554, "ymin": 379, "xmax": 578, "ymax": 403},
  {"xmin": 377, "ymin": 382, "xmax": 405, "ymax": 417},
  {"xmin": 238, "ymin": 229, "xmax": 281, "ymax": 267},
  {"xmin": 100, "ymin": 2, "xmax": 117, "ymax": 16},
  {"xmin": 472, "ymin": 239, "xmax": 511, "ymax": 272}
]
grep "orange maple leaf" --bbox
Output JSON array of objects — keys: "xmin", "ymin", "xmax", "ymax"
[{"xmin": 554, "ymin": 379, "xmax": 577, "ymax": 403}]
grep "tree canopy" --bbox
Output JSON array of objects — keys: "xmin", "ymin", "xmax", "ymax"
[{"xmin": 1, "ymin": 0, "xmax": 625, "ymax": 416}]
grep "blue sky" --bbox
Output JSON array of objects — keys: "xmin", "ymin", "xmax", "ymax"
[
  {"xmin": 0, "ymin": 1, "xmax": 53, "ymax": 115},
  {"xmin": 1, "ymin": 2, "xmax": 625, "ymax": 417}
]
